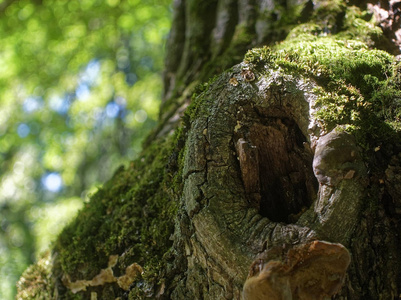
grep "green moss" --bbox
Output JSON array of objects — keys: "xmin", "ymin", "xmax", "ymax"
[
  {"xmin": 336, "ymin": 6, "xmax": 382, "ymax": 44},
  {"xmin": 313, "ymin": 0, "xmax": 345, "ymax": 17},
  {"xmin": 183, "ymin": 74, "xmax": 221, "ymax": 124},
  {"xmin": 243, "ymin": 15, "xmax": 401, "ymax": 166},
  {"xmin": 245, "ymin": 37, "xmax": 398, "ymax": 120},
  {"xmin": 286, "ymin": 1, "xmax": 383, "ymax": 47},
  {"xmin": 53, "ymin": 133, "xmax": 181, "ymax": 297},
  {"xmin": 16, "ymin": 252, "xmax": 53, "ymax": 300}
]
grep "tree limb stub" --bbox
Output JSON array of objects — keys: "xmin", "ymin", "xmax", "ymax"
[{"xmin": 180, "ymin": 62, "xmax": 366, "ymax": 297}]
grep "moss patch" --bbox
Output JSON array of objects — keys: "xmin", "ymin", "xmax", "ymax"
[
  {"xmin": 16, "ymin": 252, "xmax": 53, "ymax": 300},
  {"xmin": 241, "ymin": 2, "xmax": 401, "ymax": 173},
  {"xmin": 244, "ymin": 34, "xmax": 400, "ymax": 145},
  {"xmin": 49, "ymin": 132, "xmax": 183, "ymax": 298}
]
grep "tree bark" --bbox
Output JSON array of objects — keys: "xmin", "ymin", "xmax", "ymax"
[{"xmin": 17, "ymin": 1, "xmax": 401, "ymax": 299}]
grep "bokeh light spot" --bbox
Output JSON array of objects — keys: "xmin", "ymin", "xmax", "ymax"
[
  {"xmin": 23, "ymin": 97, "xmax": 42, "ymax": 113},
  {"xmin": 107, "ymin": 0, "xmax": 120, "ymax": 7},
  {"xmin": 81, "ymin": 60, "xmax": 100, "ymax": 85},
  {"xmin": 76, "ymin": 83, "xmax": 90, "ymax": 101},
  {"xmin": 49, "ymin": 95, "xmax": 70, "ymax": 114},
  {"xmin": 106, "ymin": 102, "xmax": 120, "ymax": 118},
  {"xmin": 41, "ymin": 172, "xmax": 63, "ymax": 193},
  {"xmin": 17, "ymin": 123, "xmax": 30, "ymax": 138},
  {"xmin": 13, "ymin": 162, "xmax": 25, "ymax": 175},
  {"xmin": 134, "ymin": 109, "xmax": 147, "ymax": 123}
]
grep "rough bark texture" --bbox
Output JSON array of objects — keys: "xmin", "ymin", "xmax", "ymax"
[
  {"xmin": 17, "ymin": 1, "xmax": 401, "ymax": 300},
  {"xmin": 173, "ymin": 62, "xmax": 368, "ymax": 298}
]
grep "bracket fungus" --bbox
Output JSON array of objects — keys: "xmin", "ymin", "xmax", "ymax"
[{"xmin": 243, "ymin": 241, "xmax": 350, "ymax": 300}]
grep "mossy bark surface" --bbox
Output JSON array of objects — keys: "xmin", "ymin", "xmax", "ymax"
[{"xmin": 17, "ymin": 1, "xmax": 401, "ymax": 299}]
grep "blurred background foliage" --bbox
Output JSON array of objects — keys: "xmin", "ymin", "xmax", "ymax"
[{"xmin": 0, "ymin": 0, "xmax": 171, "ymax": 298}]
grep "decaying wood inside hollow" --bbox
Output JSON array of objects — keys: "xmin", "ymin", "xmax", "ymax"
[{"xmin": 235, "ymin": 113, "xmax": 318, "ymax": 223}]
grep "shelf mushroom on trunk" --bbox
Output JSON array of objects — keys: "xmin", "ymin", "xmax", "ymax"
[{"xmin": 243, "ymin": 240, "xmax": 351, "ymax": 300}]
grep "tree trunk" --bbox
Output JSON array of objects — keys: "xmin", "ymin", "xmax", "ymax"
[{"xmin": 17, "ymin": 1, "xmax": 401, "ymax": 299}]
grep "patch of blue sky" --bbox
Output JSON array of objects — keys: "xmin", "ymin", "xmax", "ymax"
[
  {"xmin": 23, "ymin": 96, "xmax": 43, "ymax": 113},
  {"xmin": 75, "ymin": 83, "xmax": 91, "ymax": 101},
  {"xmin": 41, "ymin": 172, "xmax": 63, "ymax": 193},
  {"xmin": 49, "ymin": 95, "xmax": 70, "ymax": 114},
  {"xmin": 80, "ymin": 59, "xmax": 100, "ymax": 86},
  {"xmin": 17, "ymin": 123, "xmax": 30, "ymax": 138},
  {"xmin": 105, "ymin": 101, "xmax": 120, "ymax": 118}
]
